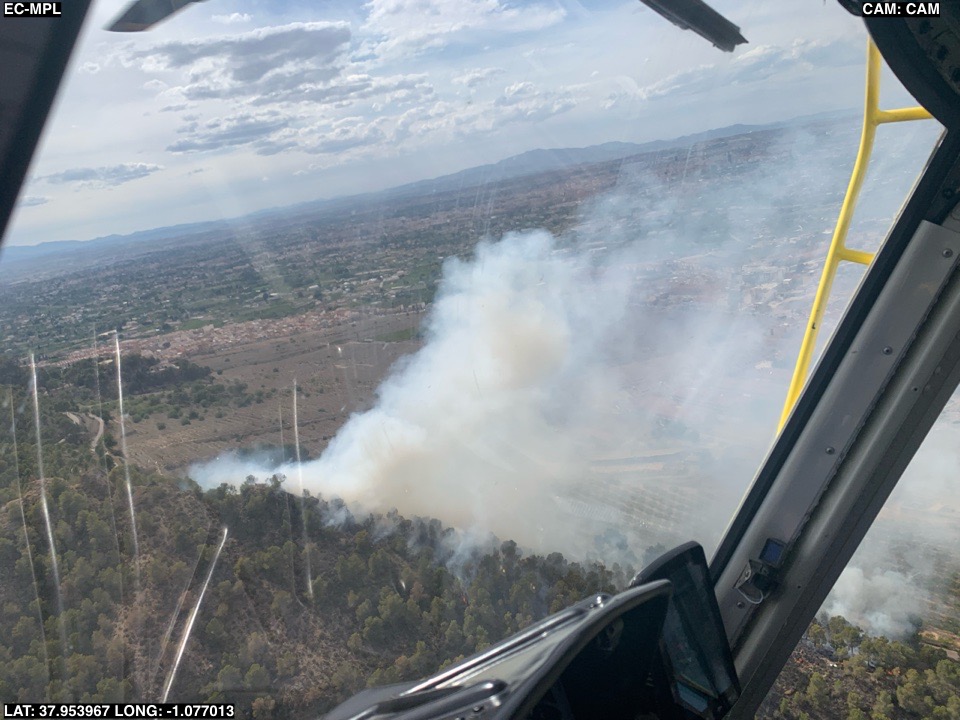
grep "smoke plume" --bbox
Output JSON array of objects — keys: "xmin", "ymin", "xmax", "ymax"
[
  {"xmin": 823, "ymin": 422, "xmax": 960, "ymax": 637},
  {"xmin": 190, "ymin": 118, "xmax": 953, "ymax": 588}
]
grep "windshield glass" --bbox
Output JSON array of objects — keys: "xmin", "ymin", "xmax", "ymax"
[
  {"xmin": 0, "ymin": 0, "xmax": 951, "ymax": 714},
  {"xmin": 758, "ymin": 386, "xmax": 960, "ymax": 720}
]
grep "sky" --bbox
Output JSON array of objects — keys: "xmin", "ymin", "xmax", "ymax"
[{"xmin": 4, "ymin": 0, "xmax": 924, "ymax": 247}]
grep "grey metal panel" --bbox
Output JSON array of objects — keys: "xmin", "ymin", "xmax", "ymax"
[
  {"xmin": 0, "ymin": 18, "xmax": 52, "ymax": 156},
  {"xmin": 0, "ymin": 44, "xmax": 40, "ymax": 106},
  {"xmin": 0, "ymin": 4, "xmax": 92, "ymax": 241},
  {"xmin": 0, "ymin": 22, "xmax": 45, "ymax": 189},
  {"xmin": 714, "ymin": 219, "xmax": 960, "ymax": 657},
  {"xmin": 0, "ymin": 18, "xmax": 52, "ymax": 112},
  {"xmin": 729, "ymin": 264, "xmax": 960, "ymax": 717}
]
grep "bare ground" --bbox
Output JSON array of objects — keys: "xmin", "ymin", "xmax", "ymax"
[{"xmin": 119, "ymin": 312, "xmax": 424, "ymax": 473}]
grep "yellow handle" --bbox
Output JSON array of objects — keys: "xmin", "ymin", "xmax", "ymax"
[{"xmin": 777, "ymin": 40, "xmax": 932, "ymax": 432}]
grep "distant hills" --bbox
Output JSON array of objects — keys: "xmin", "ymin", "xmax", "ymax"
[
  {"xmin": 0, "ymin": 219, "xmax": 227, "ymax": 263},
  {"xmin": 386, "ymin": 121, "xmax": 802, "ymax": 199},
  {"xmin": 0, "ymin": 111, "xmax": 856, "ymax": 279}
]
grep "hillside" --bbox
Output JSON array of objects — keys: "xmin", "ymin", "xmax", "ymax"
[
  {"xmin": 1, "ymin": 369, "xmax": 958, "ymax": 718},
  {"xmin": 0, "ymin": 380, "xmax": 630, "ymax": 715},
  {"xmin": 0, "ymin": 112, "xmax": 856, "ymax": 283}
]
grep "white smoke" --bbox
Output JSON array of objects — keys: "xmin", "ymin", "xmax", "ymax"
[
  {"xmin": 192, "ymin": 227, "xmax": 771, "ymax": 558},
  {"xmin": 296, "ymin": 232, "xmax": 608, "ymax": 539},
  {"xmin": 189, "ymin": 118, "xmax": 951, "ymax": 583},
  {"xmin": 821, "ymin": 567, "xmax": 924, "ymax": 638},
  {"xmin": 190, "ymin": 450, "xmax": 282, "ymax": 487},
  {"xmin": 190, "ymin": 218, "xmax": 786, "ymax": 560},
  {"xmin": 823, "ymin": 421, "xmax": 960, "ymax": 637}
]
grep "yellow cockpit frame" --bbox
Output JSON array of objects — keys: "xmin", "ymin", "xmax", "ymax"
[{"xmin": 778, "ymin": 39, "xmax": 934, "ymax": 432}]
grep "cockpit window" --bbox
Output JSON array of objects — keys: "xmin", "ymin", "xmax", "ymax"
[{"xmin": 0, "ymin": 0, "xmax": 954, "ymax": 715}]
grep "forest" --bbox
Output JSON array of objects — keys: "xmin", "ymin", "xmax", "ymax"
[{"xmin": 1, "ymin": 369, "xmax": 958, "ymax": 719}]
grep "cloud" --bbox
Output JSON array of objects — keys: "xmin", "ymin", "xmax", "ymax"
[
  {"xmin": 165, "ymin": 65, "xmax": 433, "ymax": 156},
  {"xmin": 249, "ymin": 134, "xmax": 300, "ymax": 157},
  {"xmin": 304, "ymin": 117, "xmax": 388, "ymax": 154},
  {"xmin": 180, "ymin": 65, "xmax": 338, "ymax": 103},
  {"xmin": 17, "ymin": 196, "xmax": 48, "ymax": 207},
  {"xmin": 38, "ymin": 163, "xmax": 163, "ymax": 188},
  {"xmin": 127, "ymin": 21, "xmax": 354, "ymax": 112},
  {"xmin": 132, "ymin": 20, "xmax": 434, "ymax": 114},
  {"xmin": 250, "ymin": 115, "xmax": 393, "ymax": 158},
  {"xmin": 166, "ymin": 112, "xmax": 289, "ymax": 154},
  {"xmin": 166, "ymin": 106, "xmax": 398, "ymax": 157},
  {"xmin": 110, "ymin": 18, "xmax": 457, "ymax": 164},
  {"xmin": 114, "ymin": 16, "xmax": 577, "ymax": 163},
  {"xmin": 362, "ymin": 0, "xmax": 566, "ymax": 56},
  {"xmin": 453, "ymin": 67, "xmax": 505, "ymax": 88},
  {"xmin": 493, "ymin": 81, "xmax": 577, "ymax": 123},
  {"xmin": 244, "ymin": 71, "xmax": 433, "ymax": 108},
  {"xmin": 131, "ymin": 21, "xmax": 351, "ymax": 84},
  {"xmin": 638, "ymin": 37, "xmax": 862, "ymax": 101},
  {"xmin": 381, "ymin": 81, "xmax": 578, "ymax": 147},
  {"xmin": 498, "ymin": 81, "xmax": 538, "ymax": 102},
  {"xmin": 211, "ymin": 12, "xmax": 252, "ymax": 24}
]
